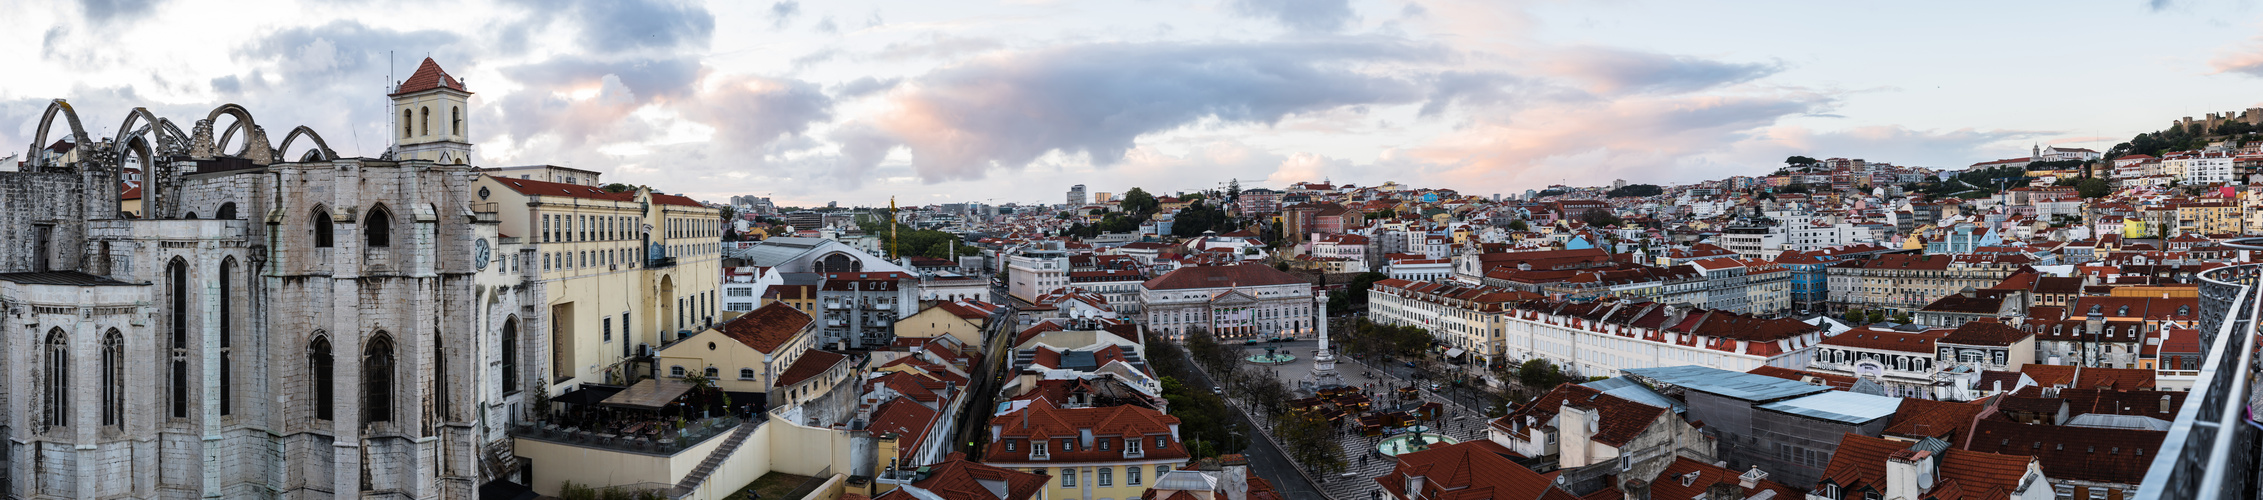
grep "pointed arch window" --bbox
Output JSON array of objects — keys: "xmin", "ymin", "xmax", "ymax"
[
  {"xmin": 311, "ymin": 336, "xmax": 334, "ymax": 421},
  {"xmin": 419, "ymin": 107, "xmax": 430, "ymax": 137},
  {"xmin": 168, "ymin": 257, "xmax": 190, "ymax": 419},
  {"xmin": 452, "ymin": 107, "xmax": 463, "ymax": 138},
  {"xmin": 43, "ymin": 328, "xmax": 68, "ymax": 430},
  {"xmin": 219, "ymin": 257, "xmax": 236, "ymax": 416},
  {"xmin": 313, "ymin": 206, "xmax": 334, "ymax": 248},
  {"xmin": 363, "ymin": 335, "xmax": 395, "ymax": 423},
  {"xmin": 401, "ymin": 110, "xmax": 412, "ymax": 139},
  {"xmin": 102, "ymin": 329, "xmax": 123, "ymax": 427},
  {"xmin": 365, "ymin": 205, "xmax": 393, "ymax": 248},
  {"xmin": 501, "ymin": 317, "xmax": 519, "ymax": 395}
]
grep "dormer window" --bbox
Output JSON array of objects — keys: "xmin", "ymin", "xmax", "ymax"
[{"xmin": 1005, "ymin": 440, "xmax": 1016, "ymax": 452}]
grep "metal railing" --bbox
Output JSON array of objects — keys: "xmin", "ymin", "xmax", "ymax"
[{"xmin": 2135, "ymin": 255, "xmax": 2262, "ymax": 500}]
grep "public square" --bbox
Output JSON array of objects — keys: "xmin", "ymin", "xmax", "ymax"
[{"xmin": 1216, "ymin": 340, "xmax": 1498, "ymax": 500}]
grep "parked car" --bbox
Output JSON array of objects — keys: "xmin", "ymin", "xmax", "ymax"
[{"xmin": 1403, "ymin": 361, "xmax": 1418, "ymax": 368}]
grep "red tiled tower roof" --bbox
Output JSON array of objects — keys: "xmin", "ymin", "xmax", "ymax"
[{"xmin": 390, "ymin": 58, "xmax": 470, "ymax": 97}]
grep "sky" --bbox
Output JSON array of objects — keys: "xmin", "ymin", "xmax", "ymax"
[{"xmin": 5, "ymin": 0, "xmax": 2263, "ymax": 208}]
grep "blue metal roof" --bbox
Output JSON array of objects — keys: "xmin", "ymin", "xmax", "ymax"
[
  {"xmin": 1622, "ymin": 365, "xmax": 1830, "ymax": 402},
  {"xmin": 1581, "ymin": 377, "xmax": 1686, "ymax": 414},
  {"xmin": 1756, "ymin": 391, "xmax": 1903, "ymax": 425}
]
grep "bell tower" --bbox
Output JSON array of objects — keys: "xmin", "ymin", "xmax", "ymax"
[{"xmin": 390, "ymin": 58, "xmax": 475, "ymax": 164}]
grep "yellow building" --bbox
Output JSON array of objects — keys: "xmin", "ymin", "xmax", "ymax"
[
  {"xmin": 655, "ymin": 301, "xmax": 821, "ymax": 394},
  {"xmin": 2123, "ymin": 216, "xmax": 2148, "ymax": 239},
  {"xmin": 2173, "ymin": 201, "xmax": 2241, "ymax": 236},
  {"xmin": 894, "ymin": 301, "xmax": 999, "ymax": 349},
  {"xmin": 983, "ymin": 401, "xmax": 1190, "ymax": 500},
  {"xmin": 476, "ymin": 169, "xmax": 724, "ymax": 394}
]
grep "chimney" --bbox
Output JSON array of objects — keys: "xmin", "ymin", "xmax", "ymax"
[
  {"xmin": 1886, "ymin": 449, "xmax": 1932, "ymax": 500},
  {"xmin": 2161, "ymin": 394, "xmax": 2173, "ymax": 414}
]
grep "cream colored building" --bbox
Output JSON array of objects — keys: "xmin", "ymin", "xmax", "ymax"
[
  {"xmin": 653, "ymin": 301, "xmax": 819, "ymax": 394},
  {"xmin": 475, "ymin": 166, "xmax": 724, "ymax": 395}
]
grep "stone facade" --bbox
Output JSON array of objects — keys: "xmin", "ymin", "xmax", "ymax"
[{"xmin": 0, "ymin": 79, "xmax": 539, "ymax": 498}]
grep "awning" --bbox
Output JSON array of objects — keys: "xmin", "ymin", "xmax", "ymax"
[
  {"xmin": 600, "ymin": 378, "xmax": 698, "ymax": 410},
  {"xmin": 550, "ymin": 384, "xmax": 625, "ymax": 407},
  {"xmin": 1444, "ymin": 348, "xmax": 1466, "ymax": 358}
]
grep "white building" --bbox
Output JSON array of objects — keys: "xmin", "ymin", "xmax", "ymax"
[
  {"xmin": 1005, "ymin": 242, "xmax": 1070, "ymax": 304},
  {"xmin": 1137, "ymin": 264, "xmax": 1316, "ymax": 341}
]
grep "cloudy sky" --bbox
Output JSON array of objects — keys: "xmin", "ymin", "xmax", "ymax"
[{"xmin": 5, "ymin": 0, "xmax": 2263, "ymax": 207}]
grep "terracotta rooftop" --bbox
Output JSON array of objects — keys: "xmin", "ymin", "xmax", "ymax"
[
  {"xmin": 774, "ymin": 350, "xmax": 847, "ymax": 388},
  {"xmin": 1140, "ymin": 263, "xmax": 1307, "ymax": 290},
  {"xmin": 389, "ymin": 57, "xmax": 470, "ymax": 96},
  {"xmin": 1966, "ymin": 419, "xmax": 2162, "ymax": 485},
  {"xmin": 1375, "ymin": 440, "xmax": 1580, "ymax": 500},
  {"xmin": 718, "ymin": 301, "xmax": 814, "ymax": 353},
  {"xmin": 1820, "ymin": 327, "xmax": 1946, "ymax": 354},
  {"xmin": 874, "ymin": 453, "xmax": 1049, "ymax": 500},
  {"xmin": 1939, "ymin": 320, "xmax": 2032, "ymax": 347}
]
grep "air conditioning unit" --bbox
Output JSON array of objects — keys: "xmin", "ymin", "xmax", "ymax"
[{"xmin": 637, "ymin": 343, "xmax": 653, "ymax": 357}]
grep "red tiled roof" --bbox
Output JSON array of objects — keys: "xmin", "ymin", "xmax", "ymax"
[
  {"xmin": 718, "ymin": 302, "xmax": 813, "ymax": 353},
  {"xmin": 1495, "ymin": 383, "xmax": 1665, "ymax": 447},
  {"xmin": 775, "ymin": 350, "xmax": 847, "ymax": 387},
  {"xmin": 1645, "ymin": 456, "xmax": 1802, "ymax": 500},
  {"xmin": 1376, "ymin": 441, "xmax": 1579, "ymax": 500},
  {"xmin": 1819, "ymin": 327, "xmax": 1945, "ymax": 354},
  {"xmin": 652, "ymin": 193, "xmax": 705, "ymax": 208},
  {"xmin": 1939, "ymin": 320, "xmax": 2031, "ymax": 347},
  {"xmin": 390, "ymin": 57, "xmax": 470, "ymax": 96},
  {"xmin": 1966, "ymin": 419, "xmax": 2162, "ymax": 485},
  {"xmin": 489, "ymin": 175, "xmax": 635, "ymax": 202},
  {"xmin": 1883, "ymin": 398, "xmax": 1985, "ymax": 441},
  {"xmin": 875, "ymin": 455, "xmax": 1049, "ymax": 500},
  {"xmin": 867, "ymin": 396, "xmax": 939, "ymax": 463},
  {"xmin": 984, "ymin": 400, "xmax": 1187, "ymax": 464},
  {"xmin": 1141, "ymin": 263, "xmax": 1307, "ymax": 290}
]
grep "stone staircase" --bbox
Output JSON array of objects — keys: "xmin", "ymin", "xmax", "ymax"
[{"xmin": 668, "ymin": 422, "xmax": 758, "ymax": 499}]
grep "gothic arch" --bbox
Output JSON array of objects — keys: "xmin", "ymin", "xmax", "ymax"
[
  {"xmin": 274, "ymin": 125, "xmax": 339, "ymax": 163},
  {"xmin": 25, "ymin": 99, "xmax": 94, "ymax": 169},
  {"xmin": 362, "ymin": 332, "xmax": 396, "ymax": 424},
  {"xmin": 113, "ymin": 107, "xmax": 188, "ymax": 159},
  {"xmin": 192, "ymin": 103, "xmax": 274, "ymax": 164}
]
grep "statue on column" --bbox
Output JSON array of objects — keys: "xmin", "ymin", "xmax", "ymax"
[{"xmin": 1305, "ymin": 293, "xmax": 1343, "ymax": 392}]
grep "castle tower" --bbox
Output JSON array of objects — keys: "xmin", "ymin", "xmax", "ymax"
[{"xmin": 390, "ymin": 58, "xmax": 475, "ymax": 164}]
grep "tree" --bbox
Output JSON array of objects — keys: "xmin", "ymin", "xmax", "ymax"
[
  {"xmin": 600, "ymin": 183, "xmax": 635, "ymax": 193},
  {"xmin": 1120, "ymin": 188, "xmax": 1159, "ymax": 215},
  {"xmin": 2076, "ymin": 177, "xmax": 2111, "ymax": 199},
  {"xmin": 1605, "ymin": 184, "xmax": 1663, "ymax": 198},
  {"xmin": 1785, "ymin": 156, "xmax": 1820, "ymax": 167},
  {"xmin": 1273, "ymin": 412, "xmax": 1346, "ymax": 474},
  {"xmin": 1517, "ymin": 358, "xmax": 1563, "ymax": 390},
  {"xmin": 1226, "ymin": 179, "xmax": 1242, "ymax": 202},
  {"xmin": 1506, "ymin": 220, "xmax": 1530, "ymax": 232},
  {"xmin": 1579, "ymin": 208, "xmax": 1623, "ymax": 227}
]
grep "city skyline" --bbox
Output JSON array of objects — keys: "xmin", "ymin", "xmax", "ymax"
[{"xmin": 7, "ymin": 0, "xmax": 2263, "ymax": 207}]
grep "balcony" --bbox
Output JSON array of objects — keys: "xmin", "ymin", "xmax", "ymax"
[
  {"xmin": 470, "ymin": 202, "xmax": 500, "ymax": 223},
  {"xmin": 2134, "ymin": 258, "xmax": 2262, "ymax": 500}
]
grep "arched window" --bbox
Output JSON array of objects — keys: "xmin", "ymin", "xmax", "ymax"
[
  {"xmin": 43, "ymin": 328, "xmax": 68, "ymax": 429},
  {"xmin": 168, "ymin": 257, "xmax": 190, "ymax": 419},
  {"xmin": 501, "ymin": 317, "xmax": 519, "ymax": 395},
  {"xmin": 102, "ymin": 329, "xmax": 123, "ymax": 427},
  {"xmin": 365, "ymin": 204, "xmax": 392, "ymax": 248},
  {"xmin": 402, "ymin": 110, "xmax": 412, "ymax": 138},
  {"xmin": 671, "ymin": 366, "xmax": 686, "ymax": 377},
  {"xmin": 219, "ymin": 258, "xmax": 235, "ymax": 416},
  {"xmin": 704, "ymin": 367, "xmax": 719, "ymax": 378},
  {"xmin": 313, "ymin": 206, "xmax": 334, "ymax": 248},
  {"xmin": 419, "ymin": 107, "xmax": 430, "ymax": 136},
  {"xmin": 216, "ymin": 202, "xmax": 237, "ymax": 220},
  {"xmin": 311, "ymin": 336, "xmax": 334, "ymax": 420},
  {"xmin": 739, "ymin": 368, "xmax": 755, "ymax": 379},
  {"xmin": 363, "ymin": 334, "xmax": 395, "ymax": 423},
  {"xmin": 452, "ymin": 107, "xmax": 463, "ymax": 138}
]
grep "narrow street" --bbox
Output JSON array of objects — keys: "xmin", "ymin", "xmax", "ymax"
[
  {"xmin": 950, "ymin": 285, "xmax": 1019, "ymax": 459},
  {"xmin": 1165, "ymin": 346, "xmax": 1329, "ymax": 500}
]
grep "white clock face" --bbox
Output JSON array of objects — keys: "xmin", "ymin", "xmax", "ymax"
[{"xmin": 475, "ymin": 239, "xmax": 491, "ymax": 270}]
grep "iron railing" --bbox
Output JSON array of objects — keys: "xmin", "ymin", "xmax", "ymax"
[{"xmin": 2135, "ymin": 252, "xmax": 2262, "ymax": 500}]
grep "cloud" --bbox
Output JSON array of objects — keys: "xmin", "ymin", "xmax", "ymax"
[
  {"xmin": 769, "ymin": 1, "xmax": 801, "ymax": 29},
  {"xmin": 1541, "ymin": 46, "xmax": 1782, "ymax": 95},
  {"xmin": 2208, "ymin": 36, "xmax": 2263, "ymax": 76},
  {"xmin": 232, "ymin": 20, "xmax": 470, "ymax": 93},
  {"xmin": 1229, "ymin": 0, "xmax": 1357, "ymax": 33},
  {"xmin": 77, "ymin": 0, "xmax": 164, "ymax": 25},
  {"xmin": 830, "ymin": 37, "xmax": 1444, "ymax": 187},
  {"xmin": 1399, "ymin": 91, "xmax": 1835, "ymax": 188},
  {"xmin": 875, "ymin": 36, "xmax": 1006, "ymax": 61},
  {"xmin": 497, "ymin": 0, "xmax": 715, "ymax": 55},
  {"xmin": 681, "ymin": 75, "xmax": 833, "ymax": 150},
  {"xmin": 831, "ymin": 76, "xmax": 901, "ymax": 99}
]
